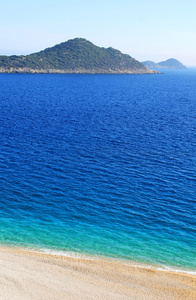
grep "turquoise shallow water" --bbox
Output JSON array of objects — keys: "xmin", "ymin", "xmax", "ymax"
[{"xmin": 0, "ymin": 70, "xmax": 195, "ymax": 271}]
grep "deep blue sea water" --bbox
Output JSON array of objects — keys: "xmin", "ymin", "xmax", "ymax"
[{"xmin": 0, "ymin": 69, "xmax": 195, "ymax": 272}]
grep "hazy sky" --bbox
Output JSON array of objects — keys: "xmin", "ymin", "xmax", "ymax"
[{"xmin": 1, "ymin": 0, "xmax": 196, "ymax": 66}]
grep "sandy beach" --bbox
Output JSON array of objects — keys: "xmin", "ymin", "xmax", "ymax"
[{"xmin": 0, "ymin": 246, "xmax": 195, "ymax": 300}]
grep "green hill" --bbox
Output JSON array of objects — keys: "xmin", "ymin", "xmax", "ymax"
[{"xmin": 0, "ymin": 38, "xmax": 157, "ymax": 74}]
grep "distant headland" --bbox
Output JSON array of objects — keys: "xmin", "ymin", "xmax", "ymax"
[
  {"xmin": 142, "ymin": 58, "xmax": 187, "ymax": 69},
  {"xmin": 0, "ymin": 38, "xmax": 158, "ymax": 74}
]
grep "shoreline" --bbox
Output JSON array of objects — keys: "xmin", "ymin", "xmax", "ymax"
[
  {"xmin": 1, "ymin": 245, "xmax": 196, "ymax": 300},
  {"xmin": 0, "ymin": 67, "xmax": 159, "ymax": 74},
  {"xmin": 1, "ymin": 244, "xmax": 195, "ymax": 276}
]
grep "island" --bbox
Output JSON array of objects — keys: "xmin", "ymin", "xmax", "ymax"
[
  {"xmin": 142, "ymin": 58, "xmax": 187, "ymax": 69},
  {"xmin": 0, "ymin": 38, "xmax": 158, "ymax": 74}
]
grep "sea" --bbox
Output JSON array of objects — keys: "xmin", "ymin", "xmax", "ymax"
[{"xmin": 0, "ymin": 69, "xmax": 195, "ymax": 274}]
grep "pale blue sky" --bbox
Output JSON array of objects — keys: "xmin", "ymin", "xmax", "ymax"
[{"xmin": 1, "ymin": 0, "xmax": 196, "ymax": 65}]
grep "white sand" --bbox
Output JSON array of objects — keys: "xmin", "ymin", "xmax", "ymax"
[{"xmin": 0, "ymin": 246, "xmax": 195, "ymax": 300}]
